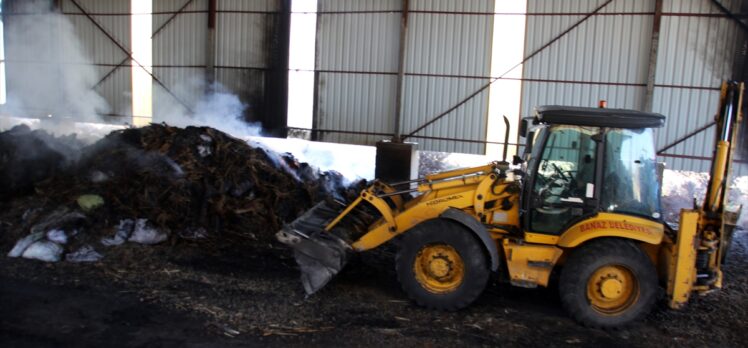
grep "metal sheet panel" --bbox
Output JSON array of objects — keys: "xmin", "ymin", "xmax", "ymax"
[
  {"xmin": 215, "ymin": 12, "xmax": 267, "ymax": 68},
  {"xmin": 218, "ymin": 0, "xmax": 278, "ymax": 12},
  {"xmin": 652, "ymin": 1, "xmax": 744, "ymax": 174},
  {"xmin": 3, "ymin": 0, "xmax": 131, "ymax": 122},
  {"xmin": 521, "ymin": 0, "xmax": 653, "ymax": 114},
  {"xmin": 315, "ymin": 0, "xmax": 400, "ymax": 145},
  {"xmin": 316, "ymin": 72, "xmax": 397, "ymax": 145},
  {"xmin": 62, "ymin": 0, "xmax": 131, "ymax": 119},
  {"xmin": 522, "ymin": 0, "xmax": 744, "ymax": 174},
  {"xmin": 401, "ymin": 0, "xmax": 493, "ymax": 154},
  {"xmin": 318, "ymin": 0, "xmax": 400, "ymax": 12},
  {"xmin": 153, "ymin": 0, "xmax": 208, "ymax": 117},
  {"xmin": 315, "ymin": 0, "xmax": 494, "ymax": 154}
]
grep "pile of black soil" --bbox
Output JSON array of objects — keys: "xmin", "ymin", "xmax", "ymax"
[
  {"xmin": 0, "ymin": 124, "xmax": 363, "ymax": 253},
  {"xmin": 0, "ymin": 124, "xmax": 83, "ymax": 200}
]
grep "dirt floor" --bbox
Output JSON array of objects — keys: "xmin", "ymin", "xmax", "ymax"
[
  {"xmin": 1, "ymin": 125, "xmax": 747, "ymax": 347},
  {"xmin": 1, "ymin": 227, "xmax": 746, "ymax": 347}
]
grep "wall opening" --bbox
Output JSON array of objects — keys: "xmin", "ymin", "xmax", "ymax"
[
  {"xmin": 286, "ymin": 0, "xmax": 317, "ymax": 136},
  {"xmin": 130, "ymin": 0, "xmax": 152, "ymax": 126},
  {"xmin": 486, "ymin": 1, "xmax": 526, "ymax": 159}
]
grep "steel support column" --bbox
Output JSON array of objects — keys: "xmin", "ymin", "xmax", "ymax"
[
  {"xmin": 206, "ymin": 0, "xmax": 216, "ymax": 86},
  {"xmin": 393, "ymin": 0, "xmax": 409, "ymax": 142},
  {"xmin": 644, "ymin": 0, "xmax": 663, "ymax": 112}
]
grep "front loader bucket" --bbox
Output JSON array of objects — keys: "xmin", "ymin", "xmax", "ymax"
[{"xmin": 276, "ymin": 201, "xmax": 353, "ymax": 294}]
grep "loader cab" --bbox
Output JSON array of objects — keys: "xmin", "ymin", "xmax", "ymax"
[{"xmin": 520, "ymin": 106, "xmax": 666, "ymax": 235}]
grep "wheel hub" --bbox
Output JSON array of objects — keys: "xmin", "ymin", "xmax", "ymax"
[
  {"xmin": 426, "ymin": 256, "xmax": 452, "ymax": 278},
  {"xmin": 600, "ymin": 277, "xmax": 624, "ymax": 299},
  {"xmin": 586, "ymin": 265, "xmax": 640, "ymax": 315},
  {"xmin": 413, "ymin": 244, "xmax": 464, "ymax": 294}
]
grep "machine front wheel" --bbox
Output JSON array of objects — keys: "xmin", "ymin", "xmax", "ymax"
[
  {"xmin": 396, "ymin": 219, "xmax": 490, "ymax": 311},
  {"xmin": 559, "ymin": 238, "xmax": 658, "ymax": 329}
]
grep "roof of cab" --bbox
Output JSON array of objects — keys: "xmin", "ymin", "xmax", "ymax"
[{"xmin": 535, "ymin": 105, "xmax": 666, "ymax": 128}]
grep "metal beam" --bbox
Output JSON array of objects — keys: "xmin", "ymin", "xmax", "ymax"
[
  {"xmin": 657, "ymin": 121, "xmax": 716, "ymax": 154},
  {"xmin": 206, "ymin": 0, "xmax": 216, "ymax": 85},
  {"xmin": 393, "ymin": 0, "xmax": 409, "ymax": 142},
  {"xmin": 151, "ymin": 0, "xmax": 196, "ymax": 38},
  {"xmin": 402, "ymin": 0, "xmax": 614, "ymax": 141},
  {"xmin": 644, "ymin": 0, "xmax": 663, "ymax": 112},
  {"xmin": 69, "ymin": 0, "xmax": 193, "ymax": 113},
  {"xmin": 709, "ymin": 0, "xmax": 748, "ymax": 33},
  {"xmin": 94, "ymin": 0, "xmax": 196, "ymax": 88}
]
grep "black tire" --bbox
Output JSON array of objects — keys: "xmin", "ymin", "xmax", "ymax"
[
  {"xmin": 395, "ymin": 219, "xmax": 490, "ymax": 311},
  {"xmin": 559, "ymin": 238, "xmax": 657, "ymax": 329}
]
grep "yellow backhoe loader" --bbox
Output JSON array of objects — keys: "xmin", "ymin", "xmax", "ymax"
[{"xmin": 277, "ymin": 81, "xmax": 744, "ymax": 328}]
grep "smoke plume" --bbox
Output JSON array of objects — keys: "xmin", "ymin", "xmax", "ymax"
[{"xmin": 2, "ymin": 0, "xmax": 110, "ymax": 122}]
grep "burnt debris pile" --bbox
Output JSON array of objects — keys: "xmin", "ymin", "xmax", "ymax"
[
  {"xmin": 1, "ymin": 124, "xmax": 362, "ymax": 261},
  {"xmin": 0, "ymin": 124, "xmax": 83, "ymax": 199}
]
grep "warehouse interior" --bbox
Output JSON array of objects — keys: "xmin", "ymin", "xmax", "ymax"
[{"xmin": 1, "ymin": 0, "xmax": 747, "ymax": 346}]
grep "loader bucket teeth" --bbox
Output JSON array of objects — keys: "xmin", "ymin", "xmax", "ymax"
[{"xmin": 276, "ymin": 201, "xmax": 353, "ymax": 294}]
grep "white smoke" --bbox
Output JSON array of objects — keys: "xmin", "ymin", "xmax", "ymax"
[
  {"xmin": 1, "ymin": 0, "xmax": 110, "ymax": 122},
  {"xmin": 154, "ymin": 78, "xmax": 262, "ymax": 138}
]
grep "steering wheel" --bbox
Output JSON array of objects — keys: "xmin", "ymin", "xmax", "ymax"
[{"xmin": 551, "ymin": 163, "xmax": 570, "ymax": 181}]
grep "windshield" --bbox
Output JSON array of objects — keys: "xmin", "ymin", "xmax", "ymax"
[{"xmin": 601, "ymin": 128, "xmax": 661, "ymax": 219}]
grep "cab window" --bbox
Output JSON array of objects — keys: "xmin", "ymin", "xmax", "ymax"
[
  {"xmin": 601, "ymin": 128, "xmax": 661, "ymax": 219},
  {"xmin": 530, "ymin": 125, "xmax": 599, "ymax": 233}
]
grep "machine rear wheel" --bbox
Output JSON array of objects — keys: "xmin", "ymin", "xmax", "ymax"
[
  {"xmin": 559, "ymin": 238, "xmax": 657, "ymax": 329},
  {"xmin": 396, "ymin": 219, "xmax": 490, "ymax": 310}
]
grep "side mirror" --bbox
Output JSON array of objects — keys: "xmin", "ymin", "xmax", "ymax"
[
  {"xmin": 519, "ymin": 118, "xmax": 530, "ymax": 137},
  {"xmin": 524, "ymin": 131, "xmax": 535, "ymax": 155}
]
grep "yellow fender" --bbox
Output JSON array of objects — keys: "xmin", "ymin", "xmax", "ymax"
[{"xmin": 440, "ymin": 208, "xmax": 500, "ymax": 271}]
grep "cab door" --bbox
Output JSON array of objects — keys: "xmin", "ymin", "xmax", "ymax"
[{"xmin": 527, "ymin": 125, "xmax": 600, "ymax": 234}]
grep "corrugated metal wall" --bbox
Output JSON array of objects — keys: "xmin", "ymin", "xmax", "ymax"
[
  {"xmin": 153, "ymin": 0, "xmax": 208, "ymax": 118},
  {"xmin": 62, "ymin": 0, "xmax": 132, "ymax": 120},
  {"xmin": 2, "ymin": 0, "xmax": 286, "ymax": 130},
  {"xmin": 154, "ymin": 0, "xmax": 281, "ymax": 126},
  {"xmin": 521, "ymin": 0, "xmax": 653, "ymax": 114},
  {"xmin": 652, "ymin": 0, "xmax": 744, "ymax": 174},
  {"xmin": 215, "ymin": 0, "xmax": 277, "ymax": 123},
  {"xmin": 314, "ymin": 0, "xmax": 494, "ymax": 154},
  {"xmin": 3, "ymin": 0, "xmax": 132, "ymax": 122},
  {"xmin": 401, "ymin": 0, "xmax": 494, "ymax": 154},
  {"xmin": 521, "ymin": 0, "xmax": 746, "ymax": 174},
  {"xmin": 314, "ymin": 0, "xmax": 400, "ymax": 146}
]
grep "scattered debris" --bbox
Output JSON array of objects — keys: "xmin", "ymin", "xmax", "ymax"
[
  {"xmin": 46, "ymin": 229, "xmax": 67, "ymax": 244},
  {"xmin": 65, "ymin": 245, "xmax": 103, "ymax": 262},
  {"xmin": 7, "ymin": 232, "xmax": 44, "ymax": 257},
  {"xmin": 1, "ymin": 124, "xmax": 364, "ymax": 267},
  {"xmin": 128, "ymin": 219, "xmax": 168, "ymax": 245},
  {"xmin": 101, "ymin": 220, "xmax": 133, "ymax": 246},
  {"xmin": 76, "ymin": 194, "xmax": 104, "ymax": 212},
  {"xmin": 21, "ymin": 240, "xmax": 63, "ymax": 262}
]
